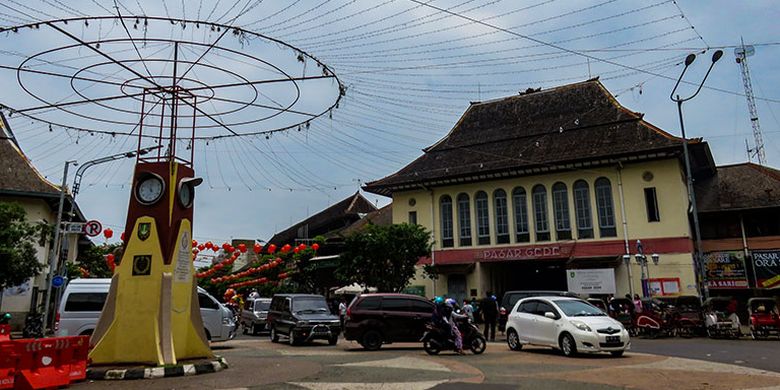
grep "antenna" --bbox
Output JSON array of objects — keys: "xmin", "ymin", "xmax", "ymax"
[{"xmin": 735, "ymin": 38, "xmax": 766, "ymax": 164}]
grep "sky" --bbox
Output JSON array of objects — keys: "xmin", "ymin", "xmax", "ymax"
[{"xmin": 0, "ymin": 0, "xmax": 778, "ymax": 246}]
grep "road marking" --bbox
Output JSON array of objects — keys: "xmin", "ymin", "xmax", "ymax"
[
  {"xmin": 337, "ymin": 357, "xmax": 450, "ymax": 372},
  {"xmin": 277, "ymin": 349, "xmax": 353, "ymax": 356},
  {"xmin": 289, "ymin": 380, "xmax": 447, "ymax": 390},
  {"xmin": 642, "ymin": 356, "xmax": 780, "ymax": 377}
]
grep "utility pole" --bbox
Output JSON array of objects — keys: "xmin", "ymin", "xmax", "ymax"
[
  {"xmin": 42, "ymin": 160, "xmax": 77, "ymax": 333},
  {"xmin": 735, "ymin": 38, "xmax": 766, "ymax": 165}
]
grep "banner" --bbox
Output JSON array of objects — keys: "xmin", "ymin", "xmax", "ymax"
[
  {"xmin": 703, "ymin": 251, "xmax": 749, "ymax": 289},
  {"xmin": 752, "ymin": 250, "xmax": 780, "ymax": 289},
  {"xmin": 566, "ymin": 268, "xmax": 616, "ymax": 294}
]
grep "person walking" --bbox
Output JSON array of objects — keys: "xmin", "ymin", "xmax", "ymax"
[
  {"xmin": 462, "ymin": 299, "xmax": 474, "ymax": 322},
  {"xmin": 480, "ymin": 291, "xmax": 498, "ymax": 342},
  {"xmin": 633, "ymin": 294, "xmax": 643, "ymax": 313},
  {"xmin": 338, "ymin": 298, "xmax": 347, "ymax": 328}
]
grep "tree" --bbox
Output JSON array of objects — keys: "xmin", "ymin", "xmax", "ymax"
[
  {"xmin": 336, "ymin": 223, "xmax": 432, "ymax": 292},
  {"xmin": 0, "ymin": 202, "xmax": 46, "ymax": 290},
  {"xmin": 73, "ymin": 243, "xmax": 121, "ymax": 279}
]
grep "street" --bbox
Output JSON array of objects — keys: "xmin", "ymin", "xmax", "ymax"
[{"xmin": 73, "ymin": 332, "xmax": 780, "ymax": 390}]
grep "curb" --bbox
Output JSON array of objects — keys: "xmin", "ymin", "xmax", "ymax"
[{"xmin": 86, "ymin": 356, "xmax": 228, "ymax": 380}]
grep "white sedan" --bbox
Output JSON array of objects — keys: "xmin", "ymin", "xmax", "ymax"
[{"xmin": 505, "ymin": 296, "xmax": 630, "ymax": 357}]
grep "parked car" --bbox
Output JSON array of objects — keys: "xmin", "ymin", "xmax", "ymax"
[
  {"xmin": 499, "ymin": 290, "xmax": 579, "ymax": 332},
  {"xmin": 55, "ymin": 278, "xmax": 236, "ymax": 342},
  {"xmin": 344, "ymin": 293, "xmax": 435, "ymax": 350},
  {"xmin": 241, "ymin": 297, "xmax": 271, "ymax": 335},
  {"xmin": 505, "ymin": 296, "xmax": 630, "ymax": 357},
  {"xmin": 267, "ymin": 294, "xmax": 341, "ymax": 345}
]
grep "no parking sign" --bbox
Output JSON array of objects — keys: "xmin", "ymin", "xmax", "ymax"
[{"xmin": 83, "ymin": 220, "xmax": 102, "ymax": 237}]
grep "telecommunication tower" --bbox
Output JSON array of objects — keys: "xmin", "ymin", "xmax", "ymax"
[{"xmin": 735, "ymin": 39, "xmax": 766, "ymax": 164}]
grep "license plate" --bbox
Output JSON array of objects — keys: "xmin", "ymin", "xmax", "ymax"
[{"xmin": 606, "ymin": 336, "xmax": 620, "ymax": 343}]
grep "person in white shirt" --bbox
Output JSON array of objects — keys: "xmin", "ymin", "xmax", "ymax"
[
  {"xmin": 462, "ymin": 299, "xmax": 474, "ymax": 322},
  {"xmin": 338, "ymin": 298, "xmax": 347, "ymax": 327}
]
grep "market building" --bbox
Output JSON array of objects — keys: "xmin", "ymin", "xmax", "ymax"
[
  {"xmin": 697, "ymin": 162, "xmax": 780, "ymax": 299},
  {"xmin": 364, "ymin": 78, "xmax": 719, "ymax": 302}
]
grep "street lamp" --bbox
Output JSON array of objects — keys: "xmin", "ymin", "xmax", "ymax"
[
  {"xmin": 43, "ymin": 146, "xmax": 161, "ymax": 333},
  {"xmin": 670, "ymin": 50, "xmax": 723, "ymax": 300},
  {"xmin": 632, "ymin": 240, "xmax": 659, "ymax": 297}
]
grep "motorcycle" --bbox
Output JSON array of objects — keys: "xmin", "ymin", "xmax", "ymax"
[
  {"xmin": 23, "ymin": 310, "xmax": 44, "ymax": 339},
  {"xmin": 422, "ymin": 316, "xmax": 486, "ymax": 355},
  {"xmin": 608, "ymin": 298, "xmax": 636, "ymax": 336}
]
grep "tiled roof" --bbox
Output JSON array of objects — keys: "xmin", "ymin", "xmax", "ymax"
[
  {"xmin": 696, "ymin": 163, "xmax": 780, "ymax": 212},
  {"xmin": 364, "ymin": 79, "xmax": 695, "ymax": 196},
  {"xmin": 0, "ymin": 113, "xmax": 61, "ymax": 195},
  {"xmin": 340, "ymin": 203, "xmax": 393, "ymax": 236},
  {"xmin": 267, "ymin": 191, "xmax": 378, "ymax": 245}
]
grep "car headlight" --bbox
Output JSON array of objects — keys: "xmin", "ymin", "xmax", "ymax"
[
  {"xmin": 296, "ymin": 321, "xmax": 309, "ymax": 327},
  {"xmin": 570, "ymin": 320, "xmax": 592, "ymax": 332}
]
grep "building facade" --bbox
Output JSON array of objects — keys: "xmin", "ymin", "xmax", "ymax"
[{"xmin": 364, "ymin": 79, "xmax": 714, "ymax": 302}]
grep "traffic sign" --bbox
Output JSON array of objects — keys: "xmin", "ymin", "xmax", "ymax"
[
  {"xmin": 83, "ymin": 220, "xmax": 102, "ymax": 237},
  {"xmin": 52, "ymin": 275, "xmax": 66, "ymax": 288}
]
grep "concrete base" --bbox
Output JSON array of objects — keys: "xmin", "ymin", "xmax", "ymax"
[{"xmin": 86, "ymin": 356, "xmax": 228, "ymax": 381}]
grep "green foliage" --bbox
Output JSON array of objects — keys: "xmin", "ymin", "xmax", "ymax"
[
  {"xmin": 422, "ymin": 264, "xmax": 440, "ymax": 280},
  {"xmin": 0, "ymin": 202, "xmax": 45, "ymax": 290},
  {"xmin": 336, "ymin": 223, "xmax": 432, "ymax": 293},
  {"xmin": 196, "ymin": 263, "xmax": 235, "ymax": 299},
  {"xmin": 75, "ymin": 243, "xmax": 121, "ymax": 278}
]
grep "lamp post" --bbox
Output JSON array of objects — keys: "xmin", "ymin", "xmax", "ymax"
[
  {"xmin": 633, "ymin": 240, "xmax": 660, "ymax": 297},
  {"xmin": 670, "ymin": 50, "xmax": 723, "ymax": 300},
  {"xmin": 44, "ymin": 146, "xmax": 161, "ymax": 333}
]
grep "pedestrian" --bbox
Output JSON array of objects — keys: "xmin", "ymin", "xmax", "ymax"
[
  {"xmin": 462, "ymin": 299, "xmax": 474, "ymax": 322},
  {"xmin": 338, "ymin": 297, "xmax": 347, "ymax": 327},
  {"xmin": 633, "ymin": 294, "xmax": 643, "ymax": 313},
  {"xmin": 480, "ymin": 291, "xmax": 498, "ymax": 342}
]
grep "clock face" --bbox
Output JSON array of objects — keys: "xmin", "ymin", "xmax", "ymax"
[
  {"xmin": 179, "ymin": 181, "xmax": 193, "ymax": 208},
  {"xmin": 136, "ymin": 175, "xmax": 164, "ymax": 205}
]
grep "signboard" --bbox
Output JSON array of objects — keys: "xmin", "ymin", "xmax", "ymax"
[
  {"xmin": 752, "ymin": 250, "xmax": 780, "ymax": 289},
  {"xmin": 703, "ymin": 251, "xmax": 749, "ymax": 289},
  {"xmin": 63, "ymin": 222, "xmax": 85, "ymax": 234},
  {"xmin": 403, "ymin": 285, "xmax": 426, "ymax": 297},
  {"xmin": 174, "ymin": 230, "xmax": 192, "ymax": 283},
  {"xmin": 480, "ymin": 243, "xmax": 573, "ymax": 262},
  {"xmin": 648, "ymin": 278, "xmax": 680, "ymax": 296},
  {"xmin": 566, "ymin": 268, "xmax": 616, "ymax": 294},
  {"xmin": 83, "ymin": 220, "xmax": 103, "ymax": 237}
]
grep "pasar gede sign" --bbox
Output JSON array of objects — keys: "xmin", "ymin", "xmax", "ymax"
[
  {"xmin": 479, "ymin": 243, "xmax": 573, "ymax": 262},
  {"xmin": 752, "ymin": 250, "xmax": 780, "ymax": 289}
]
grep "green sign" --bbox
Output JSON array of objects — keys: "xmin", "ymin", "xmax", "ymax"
[{"xmin": 403, "ymin": 285, "xmax": 426, "ymax": 297}]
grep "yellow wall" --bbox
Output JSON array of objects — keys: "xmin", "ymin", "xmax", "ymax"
[{"xmin": 390, "ymin": 158, "xmax": 696, "ymax": 298}]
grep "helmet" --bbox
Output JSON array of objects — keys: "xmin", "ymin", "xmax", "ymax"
[
  {"xmin": 491, "ymin": 295, "xmax": 497, "ymax": 301},
  {"xmin": 433, "ymin": 296, "xmax": 444, "ymax": 304},
  {"xmin": 445, "ymin": 298, "xmax": 457, "ymax": 306}
]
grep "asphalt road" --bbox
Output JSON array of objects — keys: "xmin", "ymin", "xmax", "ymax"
[{"xmin": 630, "ymin": 337, "xmax": 780, "ymax": 373}]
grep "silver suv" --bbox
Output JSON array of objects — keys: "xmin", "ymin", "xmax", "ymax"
[{"xmin": 241, "ymin": 298, "xmax": 271, "ymax": 335}]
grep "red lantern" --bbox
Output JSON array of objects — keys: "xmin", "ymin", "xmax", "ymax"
[
  {"xmin": 299, "ymin": 244, "xmax": 307, "ymax": 250},
  {"xmin": 253, "ymin": 244, "xmax": 262, "ymax": 254},
  {"xmin": 222, "ymin": 242, "xmax": 230, "ymax": 250},
  {"xmin": 293, "ymin": 247, "xmax": 300, "ymax": 254},
  {"xmin": 192, "ymin": 240, "xmax": 198, "ymax": 248},
  {"xmin": 192, "ymin": 248, "xmax": 199, "ymax": 255},
  {"xmin": 197, "ymin": 244, "xmax": 205, "ymax": 251},
  {"xmin": 267, "ymin": 244, "xmax": 277, "ymax": 254},
  {"xmin": 205, "ymin": 241, "xmax": 213, "ymax": 249},
  {"xmin": 103, "ymin": 228, "xmax": 113, "ymax": 239},
  {"xmin": 238, "ymin": 243, "xmax": 247, "ymax": 253},
  {"xmin": 281, "ymin": 244, "xmax": 291, "ymax": 253},
  {"xmin": 121, "ymin": 232, "xmax": 126, "ymax": 242},
  {"xmin": 311, "ymin": 243, "xmax": 320, "ymax": 251}
]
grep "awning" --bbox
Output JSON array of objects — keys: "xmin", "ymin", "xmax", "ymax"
[
  {"xmin": 332, "ymin": 283, "xmax": 376, "ymax": 295},
  {"xmin": 310, "ymin": 254, "xmax": 340, "ymax": 269}
]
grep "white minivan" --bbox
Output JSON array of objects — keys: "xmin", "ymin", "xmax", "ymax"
[{"xmin": 55, "ymin": 278, "xmax": 236, "ymax": 342}]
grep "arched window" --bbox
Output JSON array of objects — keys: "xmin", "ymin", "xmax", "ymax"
[
  {"xmin": 573, "ymin": 180, "xmax": 594, "ymax": 239},
  {"xmin": 512, "ymin": 187, "xmax": 530, "ymax": 243},
  {"xmin": 595, "ymin": 177, "xmax": 617, "ymax": 237},
  {"xmin": 532, "ymin": 185, "xmax": 550, "ymax": 241},
  {"xmin": 494, "ymin": 189, "xmax": 509, "ymax": 244},
  {"xmin": 475, "ymin": 191, "xmax": 490, "ymax": 245},
  {"xmin": 457, "ymin": 193, "xmax": 472, "ymax": 246},
  {"xmin": 440, "ymin": 195, "xmax": 454, "ymax": 248},
  {"xmin": 552, "ymin": 182, "xmax": 572, "ymax": 240}
]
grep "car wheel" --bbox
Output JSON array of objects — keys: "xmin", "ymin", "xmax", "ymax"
[
  {"xmin": 506, "ymin": 329, "xmax": 522, "ymax": 351},
  {"xmin": 289, "ymin": 328, "xmax": 299, "ymax": 346},
  {"xmin": 252, "ymin": 323, "xmax": 261, "ymax": 336},
  {"xmin": 270, "ymin": 327, "xmax": 279, "ymax": 343},
  {"xmin": 610, "ymin": 350, "xmax": 625, "ymax": 357},
  {"xmin": 559, "ymin": 333, "xmax": 577, "ymax": 357},
  {"xmin": 360, "ymin": 330, "xmax": 383, "ymax": 351},
  {"xmin": 242, "ymin": 324, "xmax": 248, "ymax": 335},
  {"xmin": 328, "ymin": 336, "xmax": 338, "ymax": 346}
]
